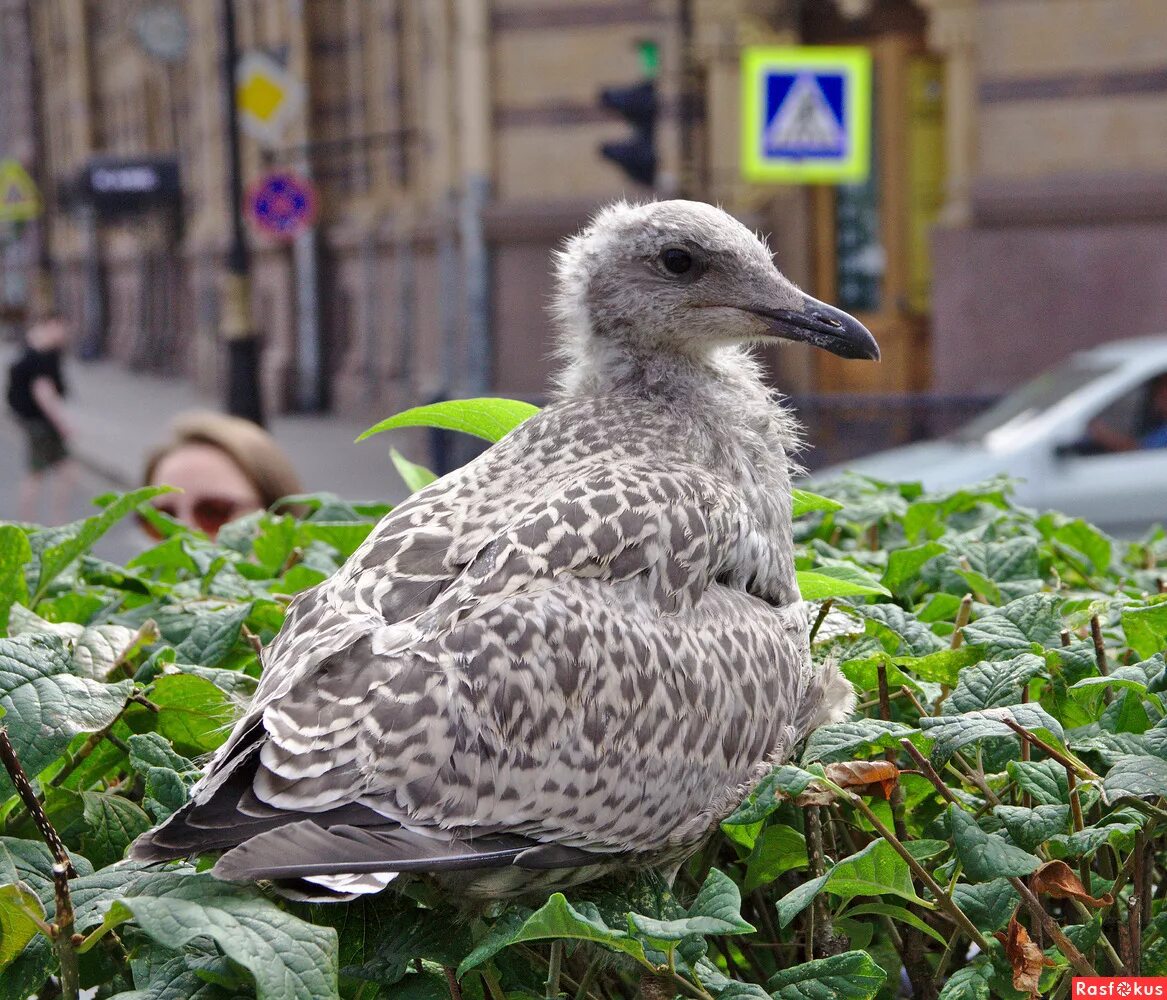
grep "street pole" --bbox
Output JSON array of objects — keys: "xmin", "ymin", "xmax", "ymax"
[{"xmin": 219, "ymin": 0, "xmax": 265, "ymax": 426}]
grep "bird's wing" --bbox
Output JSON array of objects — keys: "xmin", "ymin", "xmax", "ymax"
[
  {"xmin": 135, "ymin": 576, "xmax": 833, "ymax": 890},
  {"xmin": 331, "ymin": 401, "xmax": 752, "ymax": 632}
]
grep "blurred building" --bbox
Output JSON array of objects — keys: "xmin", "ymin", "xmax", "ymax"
[{"xmin": 3, "ymin": 0, "xmax": 1166, "ymax": 458}]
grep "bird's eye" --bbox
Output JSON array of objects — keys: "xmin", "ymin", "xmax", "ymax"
[{"xmin": 661, "ymin": 248, "xmax": 693, "ymax": 275}]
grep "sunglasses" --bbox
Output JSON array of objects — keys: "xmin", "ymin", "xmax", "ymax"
[{"xmin": 137, "ymin": 496, "xmax": 254, "ymax": 540}]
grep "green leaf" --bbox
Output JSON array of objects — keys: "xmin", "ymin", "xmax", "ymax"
[
  {"xmin": 148, "ymin": 673, "xmax": 237, "ymax": 756},
  {"xmin": 1101, "ymin": 754, "xmax": 1167, "ymax": 803},
  {"xmin": 79, "ymin": 791, "xmax": 153, "ymax": 868},
  {"xmin": 100, "ymin": 874, "xmax": 339, "ymax": 1000},
  {"xmin": 0, "ymin": 526, "xmax": 31, "ymax": 634},
  {"xmin": 390, "ymin": 449, "xmax": 439, "ymax": 494},
  {"xmin": 947, "ymin": 654, "xmax": 1045, "ymax": 713},
  {"xmin": 1047, "ymin": 821, "xmax": 1140, "ymax": 859},
  {"xmin": 8, "ymin": 603, "xmax": 142, "ymax": 680},
  {"xmin": 767, "ymin": 951, "xmax": 886, "ymax": 999},
  {"xmin": 937, "ymin": 966, "xmax": 993, "ymax": 1000},
  {"xmin": 791, "ymin": 490, "xmax": 843, "ymax": 517},
  {"xmin": 881, "ymin": 542, "xmax": 946, "ymax": 595},
  {"xmin": 862, "ymin": 604, "xmax": 946, "ymax": 655},
  {"xmin": 294, "ymin": 522, "xmax": 374, "ymax": 560},
  {"xmin": 824, "ymin": 839, "xmax": 925, "ymax": 905},
  {"xmin": 951, "ymin": 880, "xmax": 1020, "ymax": 933},
  {"xmin": 797, "ymin": 565, "xmax": 890, "ymax": 600},
  {"xmin": 724, "ymin": 765, "xmax": 820, "ymax": 824},
  {"xmin": 629, "ymin": 868, "xmax": 754, "ymax": 941},
  {"xmin": 127, "ymin": 732, "xmax": 198, "ymax": 776},
  {"xmin": 949, "ymin": 805, "xmax": 1041, "ymax": 882},
  {"xmin": 775, "ymin": 873, "xmax": 829, "ymax": 928},
  {"xmin": 173, "ymin": 603, "xmax": 252, "ymax": 669},
  {"xmin": 1007, "ymin": 759, "xmax": 1070, "ymax": 805},
  {"xmin": 0, "ymin": 882, "xmax": 43, "ymax": 970},
  {"xmin": 457, "ymin": 894, "xmax": 645, "ymax": 977},
  {"xmin": 801, "ymin": 719, "xmax": 914, "ymax": 764},
  {"xmin": 774, "ymin": 838, "xmax": 928, "ymax": 927},
  {"xmin": 899, "ymin": 645, "xmax": 984, "ymax": 686},
  {"xmin": 1051, "ymin": 519, "xmax": 1112, "ymax": 574},
  {"xmin": 961, "ymin": 593, "xmax": 1064, "ymax": 657},
  {"xmin": 0, "ymin": 634, "xmax": 133, "ymax": 796},
  {"xmin": 1122, "ymin": 599, "xmax": 1167, "ymax": 661},
  {"xmin": 743, "ymin": 824, "xmax": 808, "ymax": 892},
  {"xmin": 843, "ymin": 902, "xmax": 948, "ymax": 946},
  {"xmin": 121, "ymin": 944, "xmax": 241, "ymax": 1000},
  {"xmin": 919, "ymin": 704, "xmax": 1064, "ymax": 763},
  {"xmin": 1099, "ymin": 688, "xmax": 1152, "ymax": 735},
  {"xmin": 358, "ymin": 398, "xmax": 539, "ymax": 445},
  {"xmin": 903, "ymin": 839, "xmax": 950, "ymax": 862},
  {"xmin": 992, "ymin": 804, "xmax": 1071, "ymax": 852},
  {"xmin": 319, "ymin": 897, "xmax": 472, "ymax": 986},
  {"xmin": 31, "ymin": 486, "xmax": 171, "ymax": 601}
]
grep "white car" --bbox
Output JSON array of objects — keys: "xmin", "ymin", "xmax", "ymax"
[{"xmin": 816, "ymin": 336, "xmax": 1167, "ymax": 536}]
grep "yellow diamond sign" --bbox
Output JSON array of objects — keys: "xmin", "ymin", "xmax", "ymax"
[
  {"xmin": 236, "ymin": 50, "xmax": 303, "ymax": 147},
  {"xmin": 0, "ymin": 159, "xmax": 41, "ymax": 222}
]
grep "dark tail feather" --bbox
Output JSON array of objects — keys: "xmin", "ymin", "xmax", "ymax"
[{"xmin": 212, "ymin": 820, "xmax": 584, "ymax": 882}]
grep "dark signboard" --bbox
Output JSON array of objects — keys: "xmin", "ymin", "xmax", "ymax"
[{"xmin": 76, "ymin": 157, "xmax": 181, "ymax": 215}]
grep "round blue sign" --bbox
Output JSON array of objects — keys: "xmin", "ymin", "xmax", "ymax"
[{"xmin": 247, "ymin": 171, "xmax": 316, "ymax": 240}]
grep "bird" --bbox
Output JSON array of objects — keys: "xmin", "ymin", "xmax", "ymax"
[{"xmin": 131, "ymin": 199, "xmax": 879, "ymax": 901}]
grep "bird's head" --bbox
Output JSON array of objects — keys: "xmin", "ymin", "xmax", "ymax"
[{"xmin": 553, "ymin": 200, "xmax": 879, "ymax": 374}]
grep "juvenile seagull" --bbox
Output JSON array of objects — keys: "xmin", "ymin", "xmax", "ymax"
[{"xmin": 132, "ymin": 200, "xmax": 879, "ymax": 900}]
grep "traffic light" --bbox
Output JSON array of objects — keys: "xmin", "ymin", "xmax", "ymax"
[{"xmin": 598, "ymin": 41, "xmax": 659, "ymax": 187}]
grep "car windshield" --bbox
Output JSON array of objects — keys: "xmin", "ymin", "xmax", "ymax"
[{"xmin": 951, "ymin": 362, "xmax": 1115, "ymax": 443}]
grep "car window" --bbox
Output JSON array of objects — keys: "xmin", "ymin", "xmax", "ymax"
[
  {"xmin": 1078, "ymin": 373, "xmax": 1167, "ymax": 456},
  {"xmin": 951, "ymin": 362, "xmax": 1115, "ymax": 443}
]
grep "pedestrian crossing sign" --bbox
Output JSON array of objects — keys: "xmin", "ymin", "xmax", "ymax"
[
  {"xmin": 0, "ymin": 159, "xmax": 41, "ymax": 222},
  {"xmin": 741, "ymin": 46, "xmax": 872, "ymax": 184}
]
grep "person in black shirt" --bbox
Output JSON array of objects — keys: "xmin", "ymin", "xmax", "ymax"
[{"xmin": 6, "ymin": 313, "xmax": 76, "ymax": 522}]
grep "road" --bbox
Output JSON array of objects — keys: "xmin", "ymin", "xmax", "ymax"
[{"xmin": 1, "ymin": 416, "xmax": 142, "ymax": 565}]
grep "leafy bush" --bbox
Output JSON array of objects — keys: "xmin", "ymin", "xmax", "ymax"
[{"xmin": 0, "ymin": 400, "xmax": 1164, "ymax": 1000}]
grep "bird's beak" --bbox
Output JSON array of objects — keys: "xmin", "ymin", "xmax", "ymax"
[{"xmin": 747, "ymin": 293, "xmax": 880, "ymax": 361}]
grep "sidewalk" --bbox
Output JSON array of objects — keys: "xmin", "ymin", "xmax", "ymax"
[{"xmin": 14, "ymin": 350, "xmax": 409, "ymax": 505}]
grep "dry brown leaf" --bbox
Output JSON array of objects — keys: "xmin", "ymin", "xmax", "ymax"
[
  {"xmin": 823, "ymin": 760, "xmax": 900, "ymax": 800},
  {"xmin": 994, "ymin": 911, "xmax": 1055, "ymax": 999},
  {"xmin": 792, "ymin": 785, "xmax": 834, "ymax": 806},
  {"xmin": 1030, "ymin": 860, "xmax": 1114, "ymax": 908}
]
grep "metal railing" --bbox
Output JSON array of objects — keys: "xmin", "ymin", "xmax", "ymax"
[{"xmin": 787, "ymin": 393, "xmax": 999, "ymax": 471}]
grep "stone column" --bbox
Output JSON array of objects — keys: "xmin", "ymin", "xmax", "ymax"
[{"xmin": 917, "ymin": 0, "xmax": 978, "ymax": 227}]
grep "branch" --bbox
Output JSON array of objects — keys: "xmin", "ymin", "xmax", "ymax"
[
  {"xmin": 898, "ymin": 740, "xmax": 1099, "ymax": 978},
  {"xmin": 1000, "ymin": 719, "xmax": 1097, "ymax": 781},
  {"xmin": 0, "ymin": 728, "xmax": 79, "ymax": 1000}
]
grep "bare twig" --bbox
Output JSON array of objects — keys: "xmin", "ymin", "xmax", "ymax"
[
  {"xmin": 897, "ymin": 740, "xmax": 1099, "ymax": 978},
  {"xmin": 950, "ymin": 594, "xmax": 973, "ymax": 649},
  {"xmin": 49, "ymin": 702, "xmax": 132, "ymax": 789},
  {"xmin": 805, "ymin": 806, "xmax": 832, "ymax": 960},
  {"xmin": 0, "ymin": 728, "xmax": 79, "ymax": 1000},
  {"xmin": 1089, "ymin": 615, "xmax": 1109, "ymax": 676},
  {"xmin": 546, "ymin": 941, "xmax": 564, "ymax": 999},
  {"xmin": 809, "ymin": 599, "xmax": 834, "ymax": 643},
  {"xmin": 835, "ymin": 784, "xmax": 990, "ymax": 952},
  {"xmin": 53, "ymin": 862, "xmax": 79, "ymax": 1000},
  {"xmin": 1128, "ymin": 831, "xmax": 1146, "ymax": 976},
  {"xmin": 444, "ymin": 966, "xmax": 464, "ymax": 1000},
  {"xmin": 0, "ymin": 728, "xmax": 74, "ymax": 873},
  {"xmin": 1000, "ymin": 719, "xmax": 1097, "ymax": 780}
]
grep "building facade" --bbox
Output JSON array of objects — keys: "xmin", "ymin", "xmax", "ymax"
[{"xmin": 5, "ymin": 0, "xmax": 1167, "ymax": 449}]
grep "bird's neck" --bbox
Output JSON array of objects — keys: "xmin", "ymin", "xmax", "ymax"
[
  {"xmin": 553, "ymin": 337, "xmax": 801, "ymax": 476},
  {"xmin": 555, "ymin": 337, "xmax": 761, "ymax": 405}
]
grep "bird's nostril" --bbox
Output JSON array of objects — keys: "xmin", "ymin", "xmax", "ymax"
[{"xmin": 812, "ymin": 312, "xmax": 843, "ymax": 329}]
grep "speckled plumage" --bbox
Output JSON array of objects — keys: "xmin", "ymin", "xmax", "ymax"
[{"xmin": 132, "ymin": 200, "xmax": 877, "ymax": 900}]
